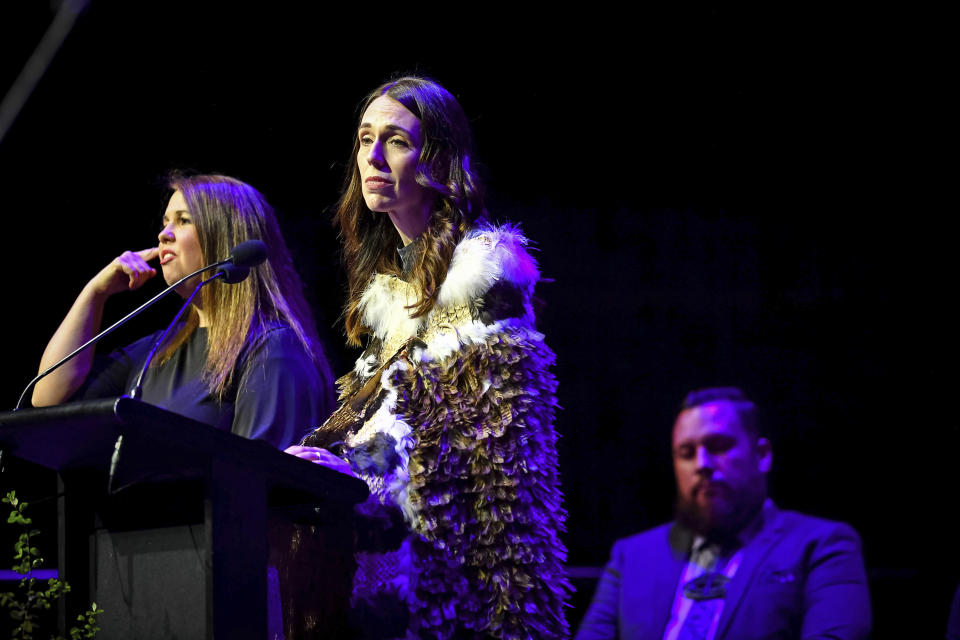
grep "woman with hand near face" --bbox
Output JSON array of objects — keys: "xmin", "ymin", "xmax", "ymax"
[
  {"xmin": 287, "ymin": 77, "xmax": 570, "ymax": 639},
  {"xmin": 31, "ymin": 173, "xmax": 334, "ymax": 449}
]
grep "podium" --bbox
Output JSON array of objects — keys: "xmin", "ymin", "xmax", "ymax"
[{"xmin": 0, "ymin": 397, "xmax": 369, "ymax": 639}]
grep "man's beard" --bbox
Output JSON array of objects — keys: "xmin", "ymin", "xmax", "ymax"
[{"xmin": 675, "ymin": 486, "xmax": 765, "ymax": 542}]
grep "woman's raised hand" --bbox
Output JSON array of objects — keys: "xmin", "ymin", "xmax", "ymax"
[
  {"xmin": 90, "ymin": 248, "xmax": 159, "ymax": 296},
  {"xmin": 33, "ymin": 246, "xmax": 160, "ymax": 406}
]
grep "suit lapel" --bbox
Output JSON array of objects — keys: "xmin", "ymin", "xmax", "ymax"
[
  {"xmin": 714, "ymin": 506, "xmax": 785, "ymax": 639},
  {"xmin": 647, "ymin": 523, "xmax": 693, "ymax": 636}
]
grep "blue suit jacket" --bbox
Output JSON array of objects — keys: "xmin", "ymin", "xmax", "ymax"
[{"xmin": 575, "ymin": 506, "xmax": 871, "ymax": 640}]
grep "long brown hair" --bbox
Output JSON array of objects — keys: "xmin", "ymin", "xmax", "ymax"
[
  {"xmin": 337, "ymin": 76, "xmax": 486, "ymax": 347},
  {"xmin": 159, "ymin": 174, "xmax": 330, "ymax": 400}
]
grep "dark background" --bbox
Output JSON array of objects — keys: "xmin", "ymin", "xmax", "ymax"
[{"xmin": 0, "ymin": 3, "xmax": 948, "ymax": 636}]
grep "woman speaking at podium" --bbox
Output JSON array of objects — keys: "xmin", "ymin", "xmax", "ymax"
[{"xmin": 30, "ymin": 173, "xmax": 334, "ymax": 449}]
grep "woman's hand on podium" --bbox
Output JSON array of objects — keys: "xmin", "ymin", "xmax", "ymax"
[{"xmin": 284, "ymin": 445, "xmax": 357, "ymax": 478}]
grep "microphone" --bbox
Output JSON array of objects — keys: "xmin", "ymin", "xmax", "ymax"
[
  {"xmin": 214, "ymin": 263, "xmax": 251, "ymax": 284},
  {"xmin": 14, "ymin": 241, "xmax": 266, "ymax": 410},
  {"xmin": 227, "ymin": 240, "xmax": 267, "ymax": 268}
]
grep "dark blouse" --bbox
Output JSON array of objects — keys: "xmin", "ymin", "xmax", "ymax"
[{"xmin": 77, "ymin": 324, "xmax": 332, "ymax": 450}]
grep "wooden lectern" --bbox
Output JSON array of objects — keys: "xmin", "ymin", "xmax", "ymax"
[{"xmin": 0, "ymin": 397, "xmax": 368, "ymax": 639}]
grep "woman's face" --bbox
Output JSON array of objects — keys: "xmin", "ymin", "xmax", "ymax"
[
  {"xmin": 357, "ymin": 96, "xmax": 433, "ymax": 230},
  {"xmin": 158, "ymin": 190, "xmax": 204, "ymax": 287}
]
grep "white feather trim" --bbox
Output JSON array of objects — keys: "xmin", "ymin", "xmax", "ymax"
[
  {"xmin": 345, "ymin": 359, "xmax": 418, "ymax": 519},
  {"xmin": 356, "ymin": 225, "xmax": 540, "ymax": 346},
  {"xmin": 347, "ymin": 360, "xmax": 410, "ymax": 450},
  {"xmin": 358, "ymin": 275, "xmax": 425, "ymax": 342},
  {"xmin": 353, "ymin": 351, "xmax": 379, "ymax": 379},
  {"xmin": 414, "ymin": 317, "xmax": 544, "ymax": 364},
  {"xmin": 437, "ymin": 225, "xmax": 540, "ymax": 309}
]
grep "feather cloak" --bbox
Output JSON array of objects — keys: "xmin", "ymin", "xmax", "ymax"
[{"xmin": 305, "ymin": 224, "xmax": 571, "ymax": 639}]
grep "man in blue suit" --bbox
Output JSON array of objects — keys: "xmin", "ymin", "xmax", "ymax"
[{"xmin": 575, "ymin": 388, "xmax": 871, "ymax": 640}]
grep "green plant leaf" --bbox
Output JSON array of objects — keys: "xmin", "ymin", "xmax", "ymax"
[{"xmin": 2, "ymin": 489, "xmax": 97, "ymax": 638}]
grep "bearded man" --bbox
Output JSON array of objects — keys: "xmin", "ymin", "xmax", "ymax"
[{"xmin": 575, "ymin": 387, "xmax": 872, "ymax": 640}]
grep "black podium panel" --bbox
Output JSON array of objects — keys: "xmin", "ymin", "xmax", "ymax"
[
  {"xmin": 0, "ymin": 397, "xmax": 368, "ymax": 640},
  {"xmin": 94, "ymin": 523, "xmax": 208, "ymax": 636}
]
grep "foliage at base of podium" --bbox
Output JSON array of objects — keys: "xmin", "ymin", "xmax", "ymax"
[{"xmin": 0, "ymin": 492, "xmax": 102, "ymax": 639}]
